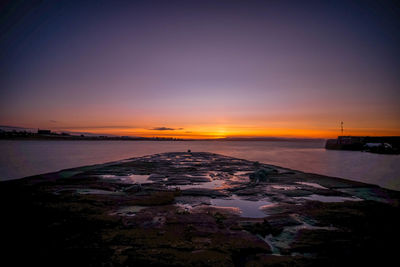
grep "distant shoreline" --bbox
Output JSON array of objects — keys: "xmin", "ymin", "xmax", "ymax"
[
  {"xmin": 0, "ymin": 130, "xmax": 325, "ymax": 142},
  {"xmin": 0, "ymin": 136, "xmax": 325, "ymax": 142}
]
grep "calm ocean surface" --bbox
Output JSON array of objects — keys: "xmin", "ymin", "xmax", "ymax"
[{"xmin": 0, "ymin": 140, "xmax": 399, "ymax": 191}]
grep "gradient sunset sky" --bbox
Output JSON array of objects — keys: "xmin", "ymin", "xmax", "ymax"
[{"xmin": 1, "ymin": 0, "xmax": 399, "ymax": 139}]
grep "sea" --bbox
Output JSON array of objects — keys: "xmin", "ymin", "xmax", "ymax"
[{"xmin": 0, "ymin": 140, "xmax": 399, "ymax": 191}]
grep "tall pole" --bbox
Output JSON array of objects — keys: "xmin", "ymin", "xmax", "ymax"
[{"xmin": 341, "ymin": 121, "xmax": 343, "ymax": 136}]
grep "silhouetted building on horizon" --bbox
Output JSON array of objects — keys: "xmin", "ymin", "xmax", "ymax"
[{"xmin": 37, "ymin": 129, "xmax": 51, "ymax": 135}]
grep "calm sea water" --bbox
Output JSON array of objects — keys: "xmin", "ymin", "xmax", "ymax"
[{"xmin": 0, "ymin": 140, "xmax": 399, "ymax": 191}]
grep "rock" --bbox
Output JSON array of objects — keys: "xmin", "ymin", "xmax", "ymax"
[
  {"xmin": 123, "ymin": 184, "xmax": 142, "ymax": 193},
  {"xmin": 181, "ymin": 188, "xmax": 227, "ymax": 197},
  {"xmin": 241, "ymin": 219, "xmax": 280, "ymax": 236},
  {"xmin": 2, "ymin": 152, "xmax": 400, "ymax": 266},
  {"xmin": 249, "ymin": 168, "xmax": 278, "ymax": 182}
]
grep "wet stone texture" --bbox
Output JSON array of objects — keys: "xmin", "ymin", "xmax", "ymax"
[{"xmin": 1, "ymin": 152, "xmax": 400, "ymax": 266}]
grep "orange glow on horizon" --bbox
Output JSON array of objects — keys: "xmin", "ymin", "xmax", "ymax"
[{"xmin": 50, "ymin": 125, "xmax": 400, "ymax": 139}]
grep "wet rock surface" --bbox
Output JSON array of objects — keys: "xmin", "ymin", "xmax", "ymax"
[{"xmin": 1, "ymin": 152, "xmax": 400, "ymax": 266}]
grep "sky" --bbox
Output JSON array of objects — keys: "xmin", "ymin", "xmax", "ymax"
[{"xmin": 1, "ymin": 0, "xmax": 399, "ymax": 139}]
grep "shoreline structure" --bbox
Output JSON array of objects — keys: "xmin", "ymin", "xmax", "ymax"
[
  {"xmin": 325, "ymin": 136, "xmax": 400, "ymax": 154},
  {"xmin": 1, "ymin": 152, "xmax": 399, "ymax": 266}
]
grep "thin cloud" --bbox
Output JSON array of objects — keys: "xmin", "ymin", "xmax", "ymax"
[
  {"xmin": 151, "ymin": 127, "xmax": 184, "ymax": 131},
  {"xmin": 57, "ymin": 125, "xmax": 137, "ymax": 129}
]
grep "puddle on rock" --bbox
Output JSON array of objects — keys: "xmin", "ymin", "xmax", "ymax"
[
  {"xmin": 230, "ymin": 171, "xmax": 251, "ymax": 182},
  {"xmin": 296, "ymin": 182, "xmax": 328, "ymax": 189},
  {"xmin": 233, "ymin": 171, "xmax": 251, "ymax": 176},
  {"xmin": 262, "ymin": 214, "xmax": 337, "ymax": 254},
  {"xmin": 210, "ymin": 195, "xmax": 272, "ymax": 218},
  {"xmin": 271, "ymin": 185, "xmax": 299, "ymax": 191},
  {"xmin": 262, "ymin": 234, "xmax": 283, "ymax": 255},
  {"xmin": 76, "ymin": 189, "xmax": 123, "ymax": 195},
  {"xmin": 99, "ymin": 174, "xmax": 154, "ymax": 184},
  {"xmin": 175, "ymin": 196, "xmax": 212, "ymax": 207},
  {"xmin": 111, "ymin": 206, "xmax": 147, "ymax": 216},
  {"xmin": 175, "ymin": 203, "xmax": 194, "ymax": 213},
  {"xmin": 295, "ymin": 194, "xmax": 362, "ymax": 202},
  {"xmin": 194, "ymin": 205, "xmax": 242, "ymax": 216},
  {"xmin": 177, "ymin": 179, "xmax": 226, "ymax": 190}
]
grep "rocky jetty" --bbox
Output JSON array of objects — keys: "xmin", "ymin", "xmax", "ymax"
[{"xmin": 1, "ymin": 152, "xmax": 400, "ymax": 266}]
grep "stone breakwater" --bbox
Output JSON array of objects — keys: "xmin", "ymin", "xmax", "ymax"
[{"xmin": 1, "ymin": 152, "xmax": 400, "ymax": 266}]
